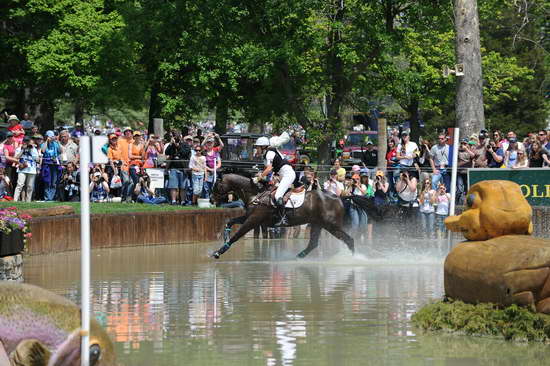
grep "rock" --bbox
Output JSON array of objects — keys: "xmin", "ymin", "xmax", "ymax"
[
  {"xmin": 445, "ymin": 235, "xmax": 550, "ymax": 312},
  {"xmin": 0, "ymin": 254, "xmax": 23, "ymax": 282},
  {"xmin": 21, "ymin": 205, "xmax": 75, "ymax": 218},
  {"xmin": 444, "ymin": 180, "xmax": 550, "ymax": 313}
]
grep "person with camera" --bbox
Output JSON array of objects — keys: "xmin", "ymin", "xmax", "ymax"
[
  {"xmin": 429, "ymin": 133, "xmax": 450, "ymax": 191},
  {"xmin": 90, "ymin": 170, "xmax": 109, "ymax": 202},
  {"xmin": 373, "ymin": 170, "xmax": 389, "ymax": 206},
  {"xmin": 189, "ymin": 144, "xmax": 207, "ymax": 205},
  {"xmin": 434, "ymin": 183, "xmax": 451, "ymax": 239},
  {"xmin": 473, "ymin": 130, "xmax": 489, "ymax": 168},
  {"xmin": 143, "ymin": 134, "xmax": 164, "ymax": 168},
  {"xmin": 134, "ymin": 171, "xmax": 167, "ymax": 204},
  {"xmin": 395, "ymin": 169, "xmax": 418, "ymax": 207},
  {"xmin": 59, "ymin": 162, "xmax": 80, "ymax": 201},
  {"xmin": 165, "ymin": 134, "xmax": 191, "ymax": 205},
  {"xmin": 343, "ymin": 172, "xmax": 367, "ymax": 234},
  {"xmin": 201, "ymin": 131, "xmax": 224, "ymax": 152},
  {"xmin": 323, "ymin": 169, "xmax": 344, "ymax": 196},
  {"xmin": 203, "ymin": 137, "xmax": 222, "ymax": 200},
  {"xmin": 128, "ymin": 131, "xmax": 145, "ymax": 194},
  {"xmin": 13, "ymin": 136, "xmax": 39, "ymax": 202},
  {"xmin": 486, "ymin": 139, "xmax": 505, "ymax": 168},
  {"xmin": 107, "ymin": 133, "xmax": 129, "ymax": 200},
  {"xmin": 40, "ymin": 130, "xmax": 62, "ymax": 201}
]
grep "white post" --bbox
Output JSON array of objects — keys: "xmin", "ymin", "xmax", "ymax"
[
  {"xmin": 80, "ymin": 136, "xmax": 91, "ymax": 366},
  {"xmin": 447, "ymin": 128, "xmax": 460, "ymax": 251}
]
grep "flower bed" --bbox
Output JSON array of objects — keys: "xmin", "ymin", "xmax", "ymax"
[{"xmin": 0, "ymin": 207, "xmax": 32, "ymax": 257}]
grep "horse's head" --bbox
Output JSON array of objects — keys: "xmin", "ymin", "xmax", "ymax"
[{"xmin": 210, "ymin": 176, "xmax": 227, "ymax": 205}]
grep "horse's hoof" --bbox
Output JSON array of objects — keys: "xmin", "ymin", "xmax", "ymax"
[
  {"xmin": 212, "ymin": 251, "xmax": 221, "ymax": 259},
  {"xmin": 297, "ymin": 252, "xmax": 306, "ymax": 259}
]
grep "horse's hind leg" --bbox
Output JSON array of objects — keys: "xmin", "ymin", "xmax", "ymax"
[
  {"xmin": 297, "ymin": 224, "xmax": 321, "ymax": 258},
  {"xmin": 213, "ymin": 215, "xmax": 264, "ymax": 259},
  {"xmin": 324, "ymin": 224, "xmax": 355, "ymax": 255}
]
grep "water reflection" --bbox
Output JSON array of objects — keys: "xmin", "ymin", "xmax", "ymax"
[{"xmin": 24, "ymin": 239, "xmax": 550, "ymax": 365}]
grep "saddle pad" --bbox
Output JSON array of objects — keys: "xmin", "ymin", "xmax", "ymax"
[{"xmin": 285, "ymin": 190, "xmax": 306, "ymax": 208}]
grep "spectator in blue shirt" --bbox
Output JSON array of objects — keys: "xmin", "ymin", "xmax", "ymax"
[
  {"xmin": 40, "ymin": 130, "xmax": 62, "ymax": 201},
  {"xmin": 487, "ymin": 139, "xmax": 504, "ymax": 168}
]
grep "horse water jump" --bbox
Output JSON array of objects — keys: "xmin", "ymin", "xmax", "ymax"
[{"xmin": 211, "ymin": 173, "xmax": 379, "ymax": 259}]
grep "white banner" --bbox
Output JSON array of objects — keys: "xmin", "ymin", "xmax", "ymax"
[
  {"xmin": 91, "ymin": 136, "xmax": 109, "ymax": 164},
  {"xmin": 145, "ymin": 168, "xmax": 165, "ymax": 190}
]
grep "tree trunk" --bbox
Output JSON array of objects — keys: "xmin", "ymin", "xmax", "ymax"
[
  {"xmin": 317, "ymin": 137, "xmax": 333, "ymax": 168},
  {"xmin": 454, "ymin": 0, "xmax": 485, "ymax": 138},
  {"xmin": 36, "ymin": 100, "xmax": 55, "ymax": 132},
  {"xmin": 148, "ymin": 80, "xmax": 162, "ymax": 134},
  {"xmin": 74, "ymin": 100, "xmax": 84, "ymax": 123},
  {"xmin": 407, "ymin": 99, "xmax": 421, "ymax": 143},
  {"xmin": 215, "ymin": 97, "xmax": 229, "ymax": 135},
  {"xmin": 377, "ymin": 117, "xmax": 387, "ymax": 171}
]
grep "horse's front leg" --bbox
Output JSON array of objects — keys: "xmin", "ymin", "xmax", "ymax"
[
  {"xmin": 213, "ymin": 213, "xmax": 265, "ymax": 259},
  {"xmin": 224, "ymin": 215, "xmax": 247, "ymax": 242},
  {"xmin": 297, "ymin": 224, "xmax": 322, "ymax": 258}
]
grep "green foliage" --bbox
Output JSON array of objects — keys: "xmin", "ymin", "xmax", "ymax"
[{"xmin": 413, "ymin": 299, "xmax": 550, "ymax": 342}]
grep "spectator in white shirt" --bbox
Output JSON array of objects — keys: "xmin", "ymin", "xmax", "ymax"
[{"xmin": 323, "ymin": 169, "xmax": 344, "ymax": 196}]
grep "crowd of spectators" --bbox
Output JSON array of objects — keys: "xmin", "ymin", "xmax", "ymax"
[
  {"xmin": 0, "ymin": 114, "xmax": 224, "ymax": 205},
  {"xmin": 297, "ymin": 127, "xmax": 550, "ymax": 240}
]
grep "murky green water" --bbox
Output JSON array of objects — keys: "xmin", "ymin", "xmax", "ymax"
[{"xmin": 24, "ymin": 238, "xmax": 550, "ymax": 365}]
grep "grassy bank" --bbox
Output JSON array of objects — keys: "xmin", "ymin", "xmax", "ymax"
[
  {"xmin": 412, "ymin": 299, "xmax": 550, "ymax": 342},
  {"xmin": 0, "ymin": 201, "xmax": 223, "ymax": 215}
]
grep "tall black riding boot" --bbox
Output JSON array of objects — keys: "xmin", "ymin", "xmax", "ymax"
[{"xmin": 273, "ymin": 197, "xmax": 288, "ymax": 227}]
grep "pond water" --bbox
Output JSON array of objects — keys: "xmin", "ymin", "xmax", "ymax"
[{"xmin": 24, "ymin": 238, "xmax": 550, "ymax": 365}]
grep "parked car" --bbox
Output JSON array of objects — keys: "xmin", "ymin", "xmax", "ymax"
[{"xmin": 340, "ymin": 131, "xmax": 378, "ymax": 166}]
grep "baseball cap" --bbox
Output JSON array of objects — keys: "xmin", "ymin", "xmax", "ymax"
[
  {"xmin": 460, "ymin": 138, "xmax": 469, "ymax": 143},
  {"xmin": 337, "ymin": 168, "xmax": 346, "ymax": 177},
  {"xmin": 8, "ymin": 115, "xmax": 19, "ymax": 122},
  {"xmin": 351, "ymin": 165, "xmax": 360, "ymax": 172},
  {"xmin": 376, "ymin": 170, "xmax": 384, "ymax": 177},
  {"xmin": 45, "ymin": 130, "xmax": 55, "ymax": 138},
  {"xmin": 400, "ymin": 131, "xmax": 409, "ymax": 136},
  {"xmin": 183, "ymin": 135, "xmax": 193, "ymax": 141},
  {"xmin": 108, "ymin": 133, "xmax": 118, "ymax": 139},
  {"xmin": 330, "ymin": 169, "xmax": 337, "ymax": 175},
  {"xmin": 123, "ymin": 126, "xmax": 132, "ymax": 133},
  {"xmin": 133, "ymin": 131, "xmax": 142, "ymax": 136},
  {"xmin": 366, "ymin": 141, "xmax": 373, "ymax": 145}
]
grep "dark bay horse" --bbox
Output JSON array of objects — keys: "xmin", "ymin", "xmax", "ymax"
[{"xmin": 211, "ymin": 173, "xmax": 380, "ymax": 259}]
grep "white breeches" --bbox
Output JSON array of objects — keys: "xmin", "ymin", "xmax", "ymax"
[{"xmin": 275, "ymin": 165, "xmax": 296, "ymax": 200}]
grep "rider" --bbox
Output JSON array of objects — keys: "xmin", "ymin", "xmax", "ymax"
[{"xmin": 253, "ymin": 132, "xmax": 296, "ymax": 226}]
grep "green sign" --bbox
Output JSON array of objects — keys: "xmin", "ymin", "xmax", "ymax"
[{"xmin": 468, "ymin": 168, "xmax": 550, "ymax": 207}]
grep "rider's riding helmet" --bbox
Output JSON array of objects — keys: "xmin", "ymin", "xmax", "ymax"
[{"xmin": 255, "ymin": 136, "xmax": 270, "ymax": 147}]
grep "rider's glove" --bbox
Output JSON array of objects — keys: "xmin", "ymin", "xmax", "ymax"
[{"xmin": 252, "ymin": 176, "xmax": 260, "ymax": 184}]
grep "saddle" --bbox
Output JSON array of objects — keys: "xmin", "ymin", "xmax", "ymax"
[{"xmin": 269, "ymin": 186, "xmax": 306, "ymax": 208}]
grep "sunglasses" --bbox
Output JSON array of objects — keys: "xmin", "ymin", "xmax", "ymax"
[
  {"xmin": 195, "ymin": 149, "xmax": 201, "ymax": 152},
  {"xmin": 539, "ymin": 133, "xmax": 546, "ymax": 136}
]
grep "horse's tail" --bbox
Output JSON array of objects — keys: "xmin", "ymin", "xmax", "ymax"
[{"xmin": 341, "ymin": 195, "xmax": 383, "ymax": 221}]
